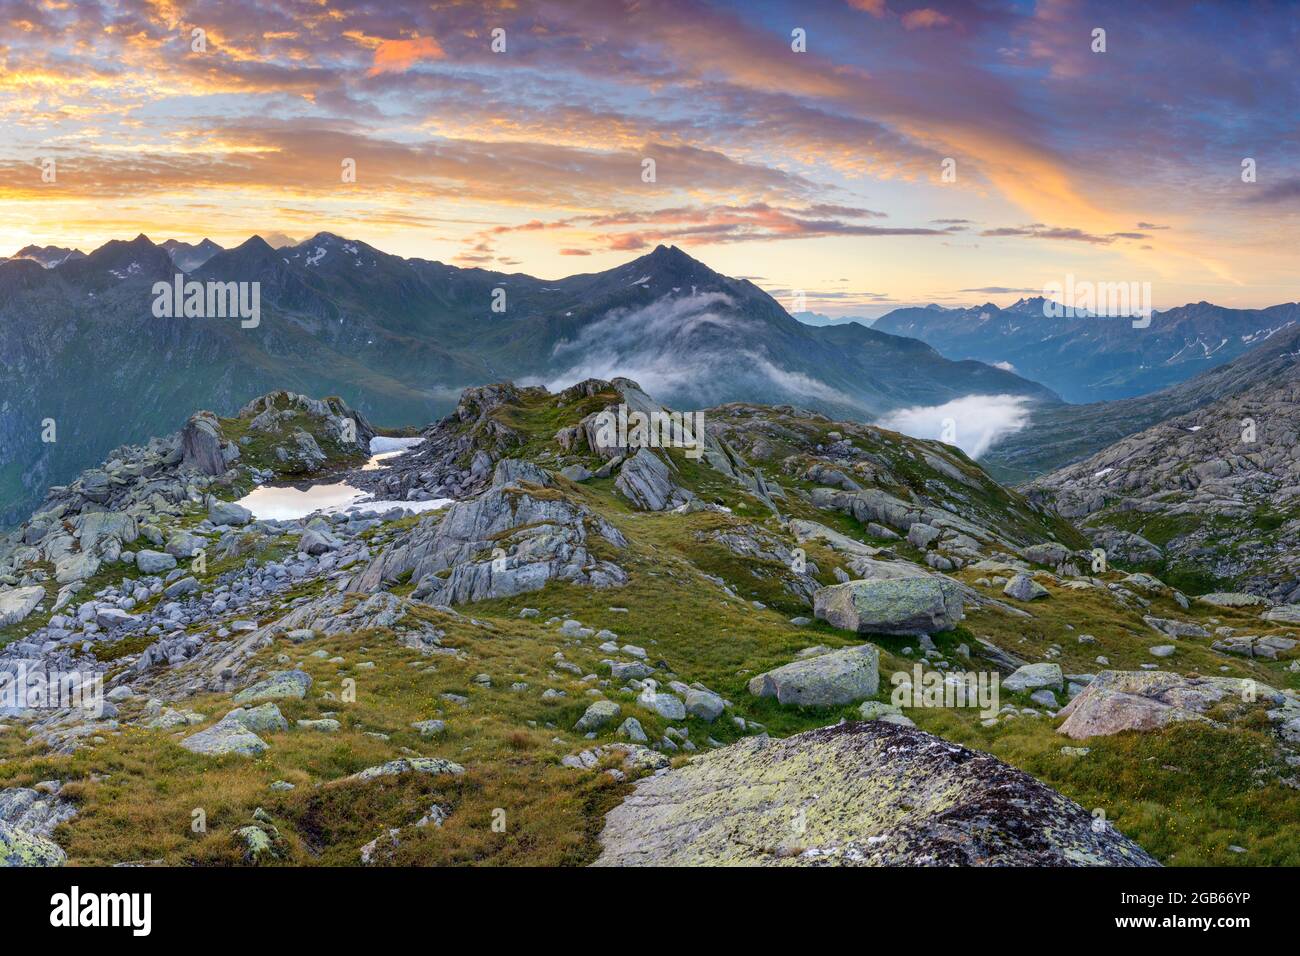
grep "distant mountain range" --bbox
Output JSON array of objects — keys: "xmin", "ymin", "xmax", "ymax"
[
  {"xmin": 1021, "ymin": 325, "xmax": 1300, "ymax": 599},
  {"xmin": 791, "ymin": 311, "xmax": 876, "ymax": 328},
  {"xmin": 873, "ymin": 297, "xmax": 1300, "ymax": 403},
  {"xmin": 0, "ymin": 234, "xmax": 1056, "ymax": 525}
]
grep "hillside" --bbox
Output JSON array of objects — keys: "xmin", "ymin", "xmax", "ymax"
[
  {"xmin": 2, "ymin": 380, "xmax": 1299, "ymax": 867},
  {"xmin": 1024, "ymin": 371, "xmax": 1300, "ymax": 601},
  {"xmin": 982, "ymin": 323, "xmax": 1300, "ymax": 484}
]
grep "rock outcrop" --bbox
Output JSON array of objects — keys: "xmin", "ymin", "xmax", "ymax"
[
  {"xmin": 614, "ymin": 449, "xmax": 695, "ymax": 511},
  {"xmin": 349, "ymin": 464, "xmax": 628, "ymax": 604},
  {"xmin": 595, "ymin": 722, "xmax": 1159, "ymax": 866}
]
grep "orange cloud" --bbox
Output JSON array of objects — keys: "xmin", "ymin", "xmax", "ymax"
[{"xmin": 367, "ymin": 35, "xmax": 446, "ymax": 76}]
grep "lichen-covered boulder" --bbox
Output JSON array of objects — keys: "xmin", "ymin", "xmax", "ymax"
[
  {"xmin": 1002, "ymin": 663, "xmax": 1064, "ymax": 692},
  {"xmin": 233, "ymin": 670, "xmax": 312, "ymax": 705},
  {"xmin": 576, "ymin": 700, "xmax": 621, "ymax": 732},
  {"xmin": 747, "ymin": 644, "xmax": 879, "ymax": 707},
  {"xmin": 344, "ymin": 757, "xmax": 465, "ymax": 783},
  {"xmin": 814, "ymin": 578, "xmax": 963, "ymax": 636},
  {"xmin": 180, "ymin": 717, "xmax": 269, "ymax": 757},
  {"xmin": 685, "ymin": 689, "xmax": 725, "ymax": 722},
  {"xmin": 594, "ymin": 722, "xmax": 1159, "ymax": 866},
  {"xmin": 225, "ymin": 703, "xmax": 288, "ymax": 733}
]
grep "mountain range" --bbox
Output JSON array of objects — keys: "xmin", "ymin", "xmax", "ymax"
[
  {"xmin": 0, "ymin": 234, "xmax": 1055, "ymax": 526},
  {"xmin": 873, "ymin": 297, "xmax": 1300, "ymax": 404},
  {"xmin": 791, "ymin": 311, "xmax": 876, "ymax": 328}
]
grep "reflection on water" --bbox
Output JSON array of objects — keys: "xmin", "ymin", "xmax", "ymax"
[
  {"xmin": 234, "ymin": 435, "xmax": 449, "ymax": 521},
  {"xmin": 362, "ymin": 450, "xmax": 403, "ymax": 471},
  {"xmin": 364, "ymin": 436, "xmax": 424, "ymax": 469},
  {"xmin": 236, "ymin": 481, "xmax": 370, "ymax": 521}
]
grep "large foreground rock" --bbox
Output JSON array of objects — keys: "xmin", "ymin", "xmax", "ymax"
[
  {"xmin": 594, "ymin": 722, "xmax": 1158, "ymax": 866},
  {"xmin": 747, "ymin": 645, "xmax": 880, "ymax": 707},
  {"xmin": 1056, "ymin": 670, "xmax": 1277, "ymax": 740},
  {"xmin": 814, "ymin": 578, "xmax": 963, "ymax": 636}
]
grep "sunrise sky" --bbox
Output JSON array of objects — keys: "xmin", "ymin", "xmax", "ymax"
[{"xmin": 2, "ymin": 0, "xmax": 1297, "ymax": 316}]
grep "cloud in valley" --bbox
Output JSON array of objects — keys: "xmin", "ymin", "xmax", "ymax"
[{"xmin": 879, "ymin": 394, "xmax": 1032, "ymax": 459}]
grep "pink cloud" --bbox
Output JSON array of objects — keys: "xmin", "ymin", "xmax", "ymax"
[
  {"xmin": 847, "ymin": 0, "xmax": 889, "ymax": 16},
  {"xmin": 902, "ymin": 9, "xmax": 953, "ymax": 30}
]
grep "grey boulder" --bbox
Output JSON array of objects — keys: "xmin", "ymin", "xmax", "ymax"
[
  {"xmin": 208, "ymin": 499, "xmax": 254, "ymax": 526},
  {"xmin": 134, "ymin": 549, "xmax": 177, "ymax": 574},
  {"xmin": 233, "ymin": 670, "xmax": 312, "ymax": 705},
  {"xmin": 747, "ymin": 644, "xmax": 880, "ymax": 707},
  {"xmin": 1003, "ymin": 573, "xmax": 1049, "ymax": 601},
  {"xmin": 814, "ymin": 578, "xmax": 963, "ymax": 636},
  {"xmin": 0, "ymin": 586, "xmax": 45, "ymax": 627}
]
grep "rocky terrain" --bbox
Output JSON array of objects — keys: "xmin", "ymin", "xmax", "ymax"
[
  {"xmin": 2, "ymin": 378, "xmax": 1299, "ymax": 867},
  {"xmin": 983, "ymin": 321, "xmax": 1300, "ymax": 484},
  {"xmin": 595, "ymin": 721, "xmax": 1158, "ymax": 866},
  {"xmin": 1024, "ymin": 374, "xmax": 1300, "ymax": 600}
]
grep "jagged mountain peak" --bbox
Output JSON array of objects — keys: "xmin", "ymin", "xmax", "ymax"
[
  {"xmin": 193, "ymin": 234, "xmax": 289, "ymax": 280},
  {"xmin": 9, "ymin": 244, "xmax": 86, "ymax": 268},
  {"xmin": 161, "ymin": 237, "xmax": 225, "ymax": 272}
]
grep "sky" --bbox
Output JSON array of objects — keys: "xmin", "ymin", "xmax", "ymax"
[{"xmin": 1, "ymin": 0, "xmax": 1297, "ymax": 317}]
